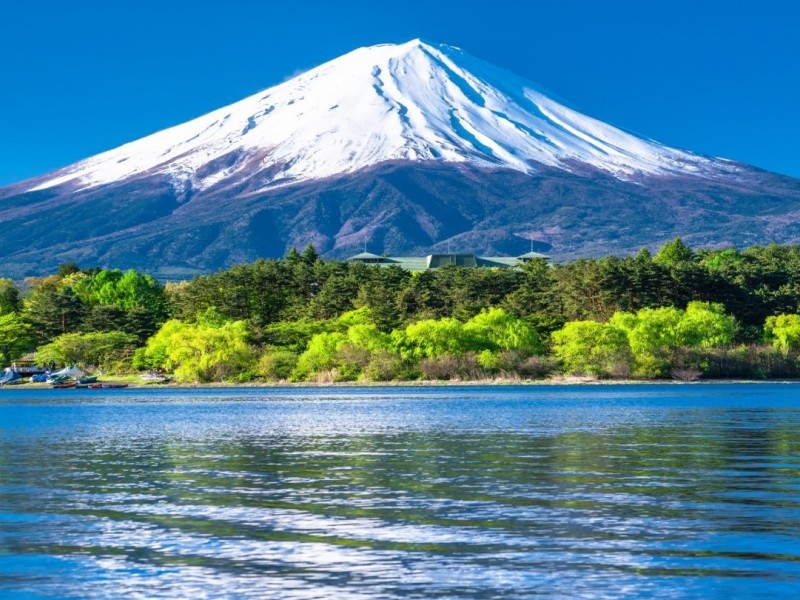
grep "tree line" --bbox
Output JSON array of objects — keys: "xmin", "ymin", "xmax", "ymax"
[{"xmin": 5, "ymin": 239, "xmax": 800, "ymax": 382}]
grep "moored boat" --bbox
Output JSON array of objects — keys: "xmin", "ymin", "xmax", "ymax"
[
  {"xmin": 86, "ymin": 383, "xmax": 129, "ymax": 389},
  {"xmin": 51, "ymin": 381, "xmax": 77, "ymax": 389}
]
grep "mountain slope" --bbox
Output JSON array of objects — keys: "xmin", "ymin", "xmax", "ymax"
[
  {"xmin": 22, "ymin": 40, "xmax": 735, "ymax": 195},
  {"xmin": 1, "ymin": 40, "xmax": 799, "ymax": 278}
]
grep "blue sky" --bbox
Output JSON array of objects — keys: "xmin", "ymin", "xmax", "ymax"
[{"xmin": 2, "ymin": 0, "xmax": 798, "ymax": 186}]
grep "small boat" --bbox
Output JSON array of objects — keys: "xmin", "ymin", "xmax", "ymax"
[
  {"xmin": 77, "ymin": 376, "xmax": 98, "ymax": 384},
  {"xmin": 86, "ymin": 383, "xmax": 129, "ymax": 389},
  {"xmin": 51, "ymin": 381, "xmax": 76, "ymax": 389}
]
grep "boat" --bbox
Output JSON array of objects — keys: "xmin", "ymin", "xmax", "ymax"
[
  {"xmin": 51, "ymin": 381, "xmax": 77, "ymax": 389},
  {"xmin": 77, "ymin": 376, "xmax": 98, "ymax": 384},
  {"xmin": 86, "ymin": 383, "xmax": 129, "ymax": 389}
]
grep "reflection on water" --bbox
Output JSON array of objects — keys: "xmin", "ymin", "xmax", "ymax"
[{"xmin": 1, "ymin": 384, "xmax": 800, "ymax": 598}]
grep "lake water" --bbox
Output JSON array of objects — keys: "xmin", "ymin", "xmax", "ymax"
[{"xmin": 1, "ymin": 384, "xmax": 800, "ymax": 599}]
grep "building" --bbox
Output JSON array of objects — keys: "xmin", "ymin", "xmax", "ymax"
[{"xmin": 346, "ymin": 251, "xmax": 550, "ymax": 271}]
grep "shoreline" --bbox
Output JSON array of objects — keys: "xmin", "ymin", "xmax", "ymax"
[{"xmin": 4, "ymin": 376, "xmax": 800, "ymax": 390}]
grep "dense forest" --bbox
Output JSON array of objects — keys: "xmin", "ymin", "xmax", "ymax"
[{"xmin": 4, "ymin": 239, "xmax": 800, "ymax": 383}]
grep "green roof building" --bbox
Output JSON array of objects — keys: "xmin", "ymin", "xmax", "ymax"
[{"xmin": 346, "ymin": 251, "xmax": 550, "ymax": 271}]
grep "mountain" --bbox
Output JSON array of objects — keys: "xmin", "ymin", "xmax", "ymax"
[{"xmin": 2, "ymin": 39, "xmax": 800, "ymax": 278}]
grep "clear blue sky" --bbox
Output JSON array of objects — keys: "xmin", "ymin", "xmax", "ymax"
[{"xmin": 2, "ymin": 0, "xmax": 798, "ymax": 186}]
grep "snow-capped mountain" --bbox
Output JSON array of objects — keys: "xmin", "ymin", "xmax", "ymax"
[
  {"xmin": 2, "ymin": 40, "xmax": 799, "ymax": 278},
  {"xmin": 27, "ymin": 40, "xmax": 734, "ymax": 196}
]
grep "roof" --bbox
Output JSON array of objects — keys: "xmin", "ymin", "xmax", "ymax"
[
  {"xmin": 517, "ymin": 251, "xmax": 551, "ymax": 260},
  {"xmin": 347, "ymin": 252, "xmax": 384, "ymax": 261},
  {"xmin": 346, "ymin": 251, "xmax": 552, "ymax": 271}
]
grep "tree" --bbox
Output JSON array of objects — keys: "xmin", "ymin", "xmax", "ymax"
[
  {"xmin": 302, "ymin": 243, "xmax": 320, "ymax": 264},
  {"xmin": 677, "ymin": 302, "xmax": 736, "ymax": 348},
  {"xmin": 764, "ymin": 314, "xmax": 800, "ymax": 353},
  {"xmin": 22, "ymin": 277, "xmax": 86, "ymax": 342},
  {"xmin": 142, "ymin": 311, "xmax": 255, "ymax": 382},
  {"xmin": 0, "ymin": 279, "xmax": 20, "ymax": 316},
  {"xmin": 464, "ymin": 308, "xmax": 544, "ymax": 355},
  {"xmin": 36, "ymin": 331, "xmax": 138, "ymax": 371},
  {"xmin": 551, "ymin": 320, "xmax": 632, "ymax": 378},
  {"xmin": 610, "ymin": 307, "xmax": 684, "ymax": 377},
  {"xmin": 392, "ymin": 318, "xmax": 479, "ymax": 359},
  {"xmin": 609, "ymin": 303, "xmax": 736, "ymax": 377},
  {"xmin": 0, "ymin": 313, "xmax": 34, "ymax": 367},
  {"xmin": 291, "ymin": 331, "xmax": 347, "ymax": 381},
  {"xmin": 654, "ymin": 237, "xmax": 695, "ymax": 265}
]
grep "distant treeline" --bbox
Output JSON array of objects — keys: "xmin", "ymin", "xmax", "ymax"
[{"xmin": 5, "ymin": 239, "xmax": 800, "ymax": 382}]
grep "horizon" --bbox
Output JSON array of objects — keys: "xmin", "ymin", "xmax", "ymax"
[{"xmin": 1, "ymin": 0, "xmax": 799, "ymax": 186}]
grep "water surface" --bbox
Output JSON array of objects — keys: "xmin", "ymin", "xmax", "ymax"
[{"xmin": 1, "ymin": 384, "xmax": 800, "ymax": 598}]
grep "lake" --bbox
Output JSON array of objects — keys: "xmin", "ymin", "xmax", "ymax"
[{"xmin": 1, "ymin": 384, "xmax": 799, "ymax": 598}]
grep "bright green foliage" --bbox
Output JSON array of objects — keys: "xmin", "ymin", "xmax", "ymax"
[
  {"xmin": 392, "ymin": 318, "xmax": 478, "ymax": 359},
  {"xmin": 654, "ymin": 237, "xmax": 695, "ymax": 265},
  {"xmin": 335, "ymin": 323, "xmax": 394, "ymax": 381},
  {"xmin": 142, "ymin": 315, "xmax": 255, "ymax": 382},
  {"xmin": 677, "ymin": 302, "xmax": 736, "ymax": 348},
  {"xmin": 72, "ymin": 269, "xmax": 167, "ymax": 316},
  {"xmin": 332, "ymin": 307, "xmax": 373, "ymax": 330},
  {"xmin": 764, "ymin": 314, "xmax": 800, "ymax": 353},
  {"xmin": 35, "ymin": 331, "xmax": 138, "ymax": 371},
  {"xmin": 0, "ymin": 313, "xmax": 34, "ymax": 367},
  {"xmin": 702, "ymin": 248, "xmax": 746, "ymax": 272},
  {"xmin": 609, "ymin": 302, "xmax": 735, "ymax": 377},
  {"xmin": 610, "ymin": 307, "xmax": 683, "ymax": 377},
  {"xmin": 477, "ymin": 349, "xmax": 500, "ymax": 373},
  {"xmin": 291, "ymin": 331, "xmax": 347, "ymax": 381},
  {"xmin": 551, "ymin": 321, "xmax": 633, "ymax": 377},
  {"xmin": 345, "ymin": 323, "xmax": 391, "ymax": 352},
  {"xmin": 464, "ymin": 308, "xmax": 544, "ymax": 355}
]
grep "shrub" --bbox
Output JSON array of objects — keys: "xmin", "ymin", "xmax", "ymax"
[
  {"xmin": 518, "ymin": 355, "xmax": 558, "ymax": 379},
  {"xmin": 291, "ymin": 331, "xmax": 347, "ymax": 381},
  {"xmin": 551, "ymin": 321, "xmax": 633, "ymax": 378},
  {"xmin": 419, "ymin": 354, "xmax": 462, "ymax": 380},
  {"xmin": 363, "ymin": 350, "xmax": 411, "ymax": 381},
  {"xmin": 257, "ymin": 348, "xmax": 299, "ymax": 380}
]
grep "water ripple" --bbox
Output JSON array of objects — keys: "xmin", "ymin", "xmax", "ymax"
[{"xmin": 2, "ymin": 384, "xmax": 800, "ymax": 598}]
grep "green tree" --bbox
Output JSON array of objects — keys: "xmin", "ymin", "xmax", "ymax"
[
  {"xmin": 302, "ymin": 243, "xmax": 320, "ymax": 264},
  {"xmin": 464, "ymin": 307, "xmax": 544, "ymax": 355},
  {"xmin": 291, "ymin": 331, "xmax": 347, "ymax": 381},
  {"xmin": 551, "ymin": 320, "xmax": 632, "ymax": 378},
  {"xmin": 677, "ymin": 302, "xmax": 736, "ymax": 348},
  {"xmin": 610, "ymin": 303, "xmax": 736, "ymax": 377},
  {"xmin": 22, "ymin": 276, "xmax": 86, "ymax": 342},
  {"xmin": 0, "ymin": 279, "xmax": 20, "ymax": 316},
  {"xmin": 0, "ymin": 313, "xmax": 34, "ymax": 367},
  {"xmin": 654, "ymin": 237, "xmax": 695, "ymax": 265},
  {"xmin": 142, "ymin": 312, "xmax": 255, "ymax": 382},
  {"xmin": 764, "ymin": 314, "xmax": 800, "ymax": 353},
  {"xmin": 392, "ymin": 318, "xmax": 478, "ymax": 359},
  {"xmin": 36, "ymin": 331, "xmax": 138, "ymax": 371}
]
